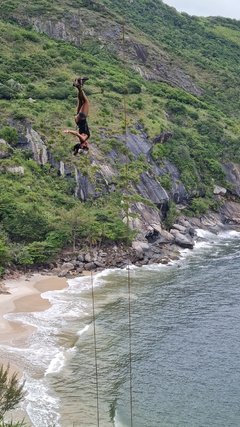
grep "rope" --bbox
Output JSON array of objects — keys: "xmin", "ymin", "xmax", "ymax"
[
  {"xmin": 87, "ymin": 18, "xmax": 134, "ymax": 427},
  {"xmin": 91, "ymin": 269, "xmax": 100, "ymax": 427},
  {"xmin": 122, "ymin": 20, "xmax": 134, "ymax": 427}
]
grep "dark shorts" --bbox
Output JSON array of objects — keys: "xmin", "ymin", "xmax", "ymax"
[{"xmin": 77, "ymin": 112, "xmax": 90, "ymax": 138}]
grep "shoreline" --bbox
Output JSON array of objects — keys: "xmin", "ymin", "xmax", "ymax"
[
  {"xmin": 0, "ymin": 274, "xmax": 68, "ymax": 367},
  {"xmin": 0, "ymin": 229, "xmax": 239, "ymax": 425},
  {"xmin": 0, "ymin": 224, "xmax": 239, "ymax": 363}
]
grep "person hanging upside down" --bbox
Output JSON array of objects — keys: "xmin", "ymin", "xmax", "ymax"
[{"xmin": 63, "ymin": 77, "xmax": 90, "ymax": 155}]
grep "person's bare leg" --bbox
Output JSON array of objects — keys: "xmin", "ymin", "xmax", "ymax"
[
  {"xmin": 76, "ymin": 87, "xmax": 84, "ymax": 114},
  {"xmin": 75, "ymin": 88, "xmax": 89, "ymax": 124},
  {"xmin": 79, "ymin": 89, "xmax": 89, "ymax": 117}
]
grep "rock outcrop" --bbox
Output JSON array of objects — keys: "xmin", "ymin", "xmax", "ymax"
[
  {"xmin": 220, "ymin": 201, "xmax": 240, "ymax": 225},
  {"xmin": 223, "ymin": 163, "xmax": 240, "ymax": 198},
  {"xmin": 8, "ymin": 9, "xmax": 202, "ymax": 96},
  {"xmin": 26, "ymin": 127, "xmax": 48, "ymax": 165}
]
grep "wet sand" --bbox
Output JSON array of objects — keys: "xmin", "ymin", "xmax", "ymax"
[
  {"xmin": 0, "ymin": 274, "xmax": 68, "ymax": 357},
  {"xmin": 0, "ymin": 274, "xmax": 68, "ymax": 425}
]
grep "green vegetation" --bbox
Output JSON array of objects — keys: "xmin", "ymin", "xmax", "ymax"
[
  {"xmin": 0, "ymin": 152, "xmax": 131, "ymax": 271},
  {"xmin": 164, "ymin": 201, "xmax": 178, "ymax": 230},
  {"xmin": 0, "ymin": 0, "xmax": 239, "ymax": 271},
  {"xmin": 0, "ymin": 364, "xmax": 25, "ymax": 427}
]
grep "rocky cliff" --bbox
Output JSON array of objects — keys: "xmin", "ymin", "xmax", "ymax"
[
  {"xmin": 4, "ymin": 121, "xmax": 240, "ymax": 257},
  {"xmin": 3, "ymin": 4, "xmax": 202, "ymax": 96}
]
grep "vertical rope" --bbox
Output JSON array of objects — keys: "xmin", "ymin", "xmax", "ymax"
[
  {"xmin": 122, "ymin": 20, "xmax": 134, "ymax": 427},
  {"xmin": 91, "ymin": 270, "xmax": 100, "ymax": 427}
]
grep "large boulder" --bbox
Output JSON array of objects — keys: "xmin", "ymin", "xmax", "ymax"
[
  {"xmin": 223, "ymin": 163, "xmax": 240, "ymax": 197},
  {"xmin": 125, "ymin": 202, "xmax": 162, "ymax": 239},
  {"xmin": 26, "ymin": 127, "xmax": 48, "ymax": 165},
  {"xmin": 170, "ymin": 229, "xmax": 194, "ymax": 249},
  {"xmin": 136, "ymin": 172, "xmax": 169, "ymax": 207},
  {"xmin": 220, "ymin": 201, "xmax": 240, "ymax": 225}
]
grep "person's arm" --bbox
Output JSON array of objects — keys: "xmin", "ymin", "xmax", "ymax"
[
  {"xmin": 63, "ymin": 129, "xmax": 81, "ymax": 138},
  {"xmin": 63, "ymin": 129, "xmax": 89, "ymax": 143},
  {"xmin": 63, "ymin": 129, "xmax": 86, "ymax": 143}
]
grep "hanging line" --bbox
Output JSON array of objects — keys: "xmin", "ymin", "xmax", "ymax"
[
  {"xmin": 91, "ymin": 269, "xmax": 100, "ymax": 427},
  {"xmin": 122, "ymin": 20, "xmax": 134, "ymax": 427}
]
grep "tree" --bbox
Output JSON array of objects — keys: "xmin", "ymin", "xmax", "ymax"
[{"xmin": 0, "ymin": 364, "xmax": 25, "ymax": 426}]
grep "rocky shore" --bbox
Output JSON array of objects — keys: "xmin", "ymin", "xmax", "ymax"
[
  {"xmin": 52, "ymin": 203, "xmax": 240, "ymax": 276},
  {"xmin": 4, "ymin": 212, "xmax": 238, "ymax": 284},
  {"xmin": 2, "ymin": 198, "xmax": 240, "ymax": 287}
]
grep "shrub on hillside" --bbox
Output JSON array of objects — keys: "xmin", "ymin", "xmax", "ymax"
[
  {"xmin": 190, "ymin": 197, "xmax": 212, "ymax": 215},
  {"xmin": 127, "ymin": 81, "xmax": 142, "ymax": 94},
  {"xmin": 0, "ymin": 85, "xmax": 15, "ymax": 100},
  {"xmin": 166, "ymin": 100, "xmax": 187, "ymax": 115},
  {"xmin": 1, "ymin": 203, "xmax": 50, "ymax": 243},
  {"xmin": 0, "ymin": 127, "xmax": 18, "ymax": 145}
]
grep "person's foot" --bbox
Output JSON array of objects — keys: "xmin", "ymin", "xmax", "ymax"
[{"xmin": 73, "ymin": 77, "xmax": 89, "ymax": 88}]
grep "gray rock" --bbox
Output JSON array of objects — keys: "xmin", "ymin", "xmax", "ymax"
[
  {"xmin": 170, "ymin": 229, "xmax": 194, "ymax": 249},
  {"xmin": 158, "ymin": 230, "xmax": 175, "ymax": 244},
  {"xmin": 99, "ymin": 251, "xmax": 107, "ymax": 257},
  {"xmin": 84, "ymin": 253, "xmax": 92, "ymax": 263},
  {"xmin": 223, "ymin": 163, "xmax": 240, "ymax": 197},
  {"xmin": 61, "ymin": 262, "xmax": 75, "ymax": 271},
  {"xmin": 84, "ymin": 262, "xmax": 96, "ymax": 271},
  {"xmin": 132, "ymin": 241, "xmax": 150, "ymax": 252},
  {"xmin": 94, "ymin": 260, "xmax": 106, "ymax": 268},
  {"xmin": 151, "ymin": 223, "xmax": 162, "ymax": 234},
  {"xmin": 220, "ymin": 201, "xmax": 240, "ymax": 224},
  {"xmin": 214, "ymin": 185, "xmax": 227, "ymax": 196},
  {"xmin": 172, "ymin": 223, "xmax": 187, "ymax": 234},
  {"xmin": 124, "ymin": 133, "xmax": 152, "ymax": 158},
  {"xmin": 177, "ymin": 218, "xmax": 192, "ymax": 228},
  {"xmin": 136, "ymin": 172, "xmax": 169, "ymax": 206},
  {"xmin": 161, "ymin": 257, "xmax": 170, "ymax": 264},
  {"xmin": 26, "ymin": 127, "xmax": 48, "ymax": 165},
  {"xmin": 5, "ymin": 166, "xmax": 24, "ymax": 175},
  {"xmin": 58, "ymin": 269, "xmax": 70, "ymax": 277}
]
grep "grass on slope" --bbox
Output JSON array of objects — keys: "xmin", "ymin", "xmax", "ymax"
[{"xmin": 0, "ymin": 16, "xmax": 239, "ymax": 273}]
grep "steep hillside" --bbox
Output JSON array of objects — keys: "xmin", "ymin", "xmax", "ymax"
[{"xmin": 0, "ymin": 0, "xmax": 240, "ymax": 274}]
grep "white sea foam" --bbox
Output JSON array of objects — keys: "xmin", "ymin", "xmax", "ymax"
[
  {"xmin": 77, "ymin": 323, "xmax": 90, "ymax": 336},
  {"xmin": 195, "ymin": 228, "xmax": 217, "ymax": 240},
  {"xmin": 219, "ymin": 229, "xmax": 240, "ymax": 239},
  {"xmin": 3, "ymin": 229, "xmax": 240, "ymax": 427},
  {"xmin": 114, "ymin": 409, "xmax": 129, "ymax": 427},
  {"xmin": 45, "ymin": 351, "xmax": 65, "ymax": 376},
  {"xmin": 141, "ymin": 262, "xmax": 170, "ymax": 271},
  {"xmin": 25, "ymin": 376, "xmax": 60, "ymax": 427}
]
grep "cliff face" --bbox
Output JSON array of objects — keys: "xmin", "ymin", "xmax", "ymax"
[
  {"xmin": 0, "ymin": 1, "xmax": 240, "ymax": 274},
  {"xmin": 4, "ymin": 6, "xmax": 202, "ymax": 96},
  {"xmin": 8, "ymin": 123, "xmax": 240, "ymax": 244}
]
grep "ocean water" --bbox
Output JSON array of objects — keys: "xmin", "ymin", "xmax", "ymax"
[{"xmin": 2, "ymin": 229, "xmax": 240, "ymax": 427}]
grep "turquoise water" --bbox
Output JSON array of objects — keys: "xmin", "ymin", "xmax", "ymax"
[{"xmin": 2, "ymin": 230, "xmax": 240, "ymax": 426}]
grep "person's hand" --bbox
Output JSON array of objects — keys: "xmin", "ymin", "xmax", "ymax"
[{"xmin": 63, "ymin": 129, "xmax": 69, "ymax": 134}]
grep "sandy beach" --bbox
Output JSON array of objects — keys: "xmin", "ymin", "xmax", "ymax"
[{"xmin": 0, "ymin": 274, "xmax": 68, "ymax": 367}]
